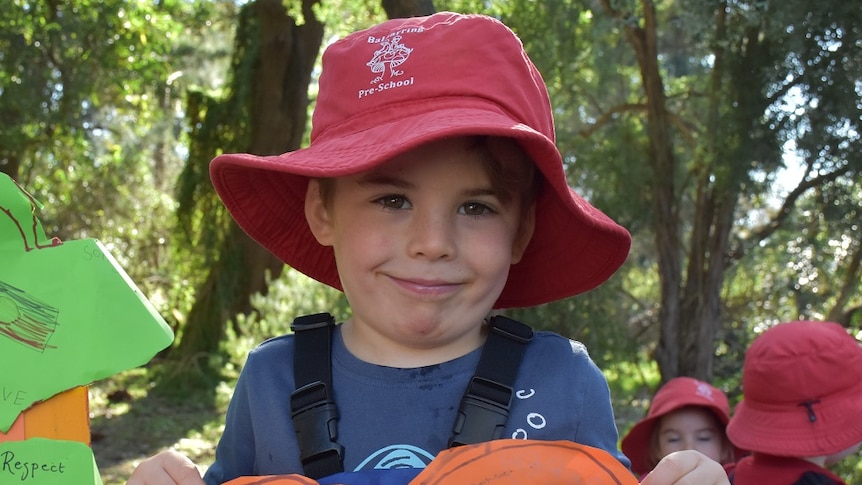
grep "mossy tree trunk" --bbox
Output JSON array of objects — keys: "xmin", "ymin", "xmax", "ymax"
[
  {"xmin": 175, "ymin": 0, "xmax": 324, "ymax": 362},
  {"xmin": 175, "ymin": 0, "xmax": 437, "ymax": 363}
]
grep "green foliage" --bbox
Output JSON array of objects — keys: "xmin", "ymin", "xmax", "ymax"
[
  {"xmin": 604, "ymin": 358, "xmax": 662, "ymax": 435},
  {"xmin": 508, "ymin": 273, "xmax": 639, "ymax": 371},
  {"xmin": 175, "ymin": 2, "xmax": 259, "ymax": 270},
  {"xmin": 538, "ymin": 0, "xmax": 859, "ymax": 379},
  {"xmin": 235, "ymin": 268, "xmax": 350, "ymax": 345},
  {"xmin": 4, "ymin": 1, "xmax": 861, "ymax": 481},
  {"xmin": 90, "ymin": 365, "xmax": 233, "ymax": 484},
  {"xmin": 314, "ymin": 0, "xmax": 386, "ymax": 39},
  {"xmin": 726, "ymin": 184, "xmax": 862, "ymax": 328},
  {"xmin": 0, "ymin": 0, "xmax": 236, "ymax": 337},
  {"xmin": 834, "ymin": 456, "xmax": 862, "ymax": 485}
]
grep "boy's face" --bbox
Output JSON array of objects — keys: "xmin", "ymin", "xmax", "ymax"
[{"xmin": 305, "ymin": 137, "xmax": 535, "ymax": 365}]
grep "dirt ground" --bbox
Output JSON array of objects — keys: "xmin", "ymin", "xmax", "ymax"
[{"xmin": 89, "ymin": 369, "xmax": 230, "ymax": 484}]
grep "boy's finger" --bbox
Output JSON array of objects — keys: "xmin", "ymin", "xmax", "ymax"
[
  {"xmin": 127, "ymin": 450, "xmax": 205, "ymax": 485},
  {"xmin": 639, "ymin": 450, "xmax": 729, "ymax": 485}
]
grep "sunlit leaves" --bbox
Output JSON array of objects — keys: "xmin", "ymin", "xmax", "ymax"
[{"xmin": 0, "ymin": 0, "xmax": 237, "ymax": 332}]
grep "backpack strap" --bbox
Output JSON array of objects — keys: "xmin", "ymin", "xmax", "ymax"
[
  {"xmin": 290, "ymin": 313, "xmax": 534, "ymax": 477},
  {"xmin": 792, "ymin": 471, "xmax": 838, "ymax": 485},
  {"xmin": 290, "ymin": 312, "xmax": 343, "ymax": 479},
  {"xmin": 448, "ymin": 315, "xmax": 533, "ymax": 447}
]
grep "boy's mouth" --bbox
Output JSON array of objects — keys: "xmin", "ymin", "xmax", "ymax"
[{"xmin": 388, "ymin": 275, "xmax": 462, "ymax": 298}]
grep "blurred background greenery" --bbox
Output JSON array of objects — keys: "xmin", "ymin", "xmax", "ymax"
[{"xmin": 2, "ymin": 0, "xmax": 860, "ymax": 482}]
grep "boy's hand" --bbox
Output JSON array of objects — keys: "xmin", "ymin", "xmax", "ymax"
[
  {"xmin": 639, "ymin": 450, "xmax": 730, "ymax": 485},
  {"xmin": 126, "ymin": 449, "xmax": 205, "ymax": 485}
]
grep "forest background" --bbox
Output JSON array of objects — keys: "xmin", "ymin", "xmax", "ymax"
[{"xmin": 1, "ymin": 0, "xmax": 860, "ymax": 482}]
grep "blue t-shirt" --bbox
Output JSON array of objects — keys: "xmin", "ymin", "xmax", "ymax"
[{"xmin": 204, "ymin": 325, "xmax": 630, "ymax": 484}]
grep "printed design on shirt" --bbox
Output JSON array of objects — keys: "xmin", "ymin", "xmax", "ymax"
[
  {"xmin": 568, "ymin": 339, "xmax": 588, "ymax": 355},
  {"xmin": 511, "ymin": 338, "xmax": 585, "ymax": 440},
  {"xmin": 511, "ymin": 387, "xmax": 547, "ymax": 440},
  {"xmin": 353, "ymin": 444, "xmax": 436, "ymax": 471},
  {"xmin": 357, "ymin": 27, "xmax": 422, "ymax": 99}
]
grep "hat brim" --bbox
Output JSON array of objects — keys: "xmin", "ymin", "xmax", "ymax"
[
  {"xmin": 727, "ymin": 386, "xmax": 862, "ymax": 457},
  {"xmin": 621, "ymin": 415, "xmax": 662, "ymax": 476},
  {"xmin": 211, "ymin": 96, "xmax": 631, "ymax": 308}
]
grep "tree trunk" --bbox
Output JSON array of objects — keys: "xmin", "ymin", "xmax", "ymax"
[
  {"xmin": 176, "ymin": 0, "xmax": 438, "ymax": 362},
  {"xmin": 0, "ymin": 156, "xmax": 20, "ymax": 181},
  {"xmin": 176, "ymin": 0, "xmax": 324, "ymax": 362},
  {"xmin": 678, "ymin": 186, "xmax": 734, "ymax": 380},
  {"xmin": 601, "ymin": 0, "xmax": 731, "ymax": 382},
  {"xmin": 827, "ymin": 241, "xmax": 862, "ymax": 325},
  {"xmin": 611, "ymin": 0, "xmax": 687, "ymax": 381}
]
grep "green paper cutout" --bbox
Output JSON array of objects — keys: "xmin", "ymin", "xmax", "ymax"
[
  {"xmin": 0, "ymin": 173, "xmax": 174, "ymax": 432},
  {"xmin": 0, "ymin": 438, "xmax": 103, "ymax": 484}
]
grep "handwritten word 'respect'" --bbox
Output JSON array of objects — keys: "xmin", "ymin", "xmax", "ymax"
[{"xmin": 1, "ymin": 451, "xmax": 67, "ymax": 481}]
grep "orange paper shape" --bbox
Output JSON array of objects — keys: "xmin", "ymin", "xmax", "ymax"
[{"xmin": 0, "ymin": 386, "xmax": 88, "ymax": 444}]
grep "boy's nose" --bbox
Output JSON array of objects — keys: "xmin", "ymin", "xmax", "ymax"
[{"xmin": 407, "ymin": 211, "xmax": 456, "ymax": 260}]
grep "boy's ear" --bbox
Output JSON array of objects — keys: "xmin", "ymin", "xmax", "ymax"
[
  {"xmin": 511, "ymin": 203, "xmax": 536, "ymax": 264},
  {"xmin": 305, "ymin": 179, "xmax": 335, "ymax": 247}
]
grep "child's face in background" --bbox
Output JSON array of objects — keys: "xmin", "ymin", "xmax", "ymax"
[
  {"xmin": 653, "ymin": 407, "xmax": 729, "ymax": 465},
  {"xmin": 305, "ymin": 136, "xmax": 535, "ymax": 367}
]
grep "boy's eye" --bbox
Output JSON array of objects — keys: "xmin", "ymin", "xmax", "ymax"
[
  {"xmin": 375, "ymin": 194, "xmax": 410, "ymax": 210},
  {"xmin": 460, "ymin": 201, "xmax": 495, "ymax": 216}
]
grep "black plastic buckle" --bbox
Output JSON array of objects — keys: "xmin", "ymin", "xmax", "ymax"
[
  {"xmin": 448, "ymin": 376, "xmax": 513, "ymax": 447},
  {"xmin": 290, "ymin": 382, "xmax": 343, "ymax": 469}
]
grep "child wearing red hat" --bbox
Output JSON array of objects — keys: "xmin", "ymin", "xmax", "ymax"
[
  {"xmin": 622, "ymin": 377, "xmax": 740, "ymax": 478},
  {"xmin": 128, "ymin": 12, "xmax": 728, "ymax": 485},
  {"xmin": 726, "ymin": 321, "xmax": 862, "ymax": 484}
]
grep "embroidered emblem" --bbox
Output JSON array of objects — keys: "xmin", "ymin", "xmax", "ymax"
[
  {"xmin": 357, "ymin": 28, "xmax": 422, "ymax": 100},
  {"xmin": 694, "ymin": 381, "xmax": 715, "ymax": 401},
  {"xmin": 367, "ymin": 35, "xmax": 412, "ymax": 84}
]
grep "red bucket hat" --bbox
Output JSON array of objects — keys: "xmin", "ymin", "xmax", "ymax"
[
  {"xmin": 621, "ymin": 377, "xmax": 736, "ymax": 475},
  {"xmin": 209, "ymin": 12, "xmax": 631, "ymax": 309},
  {"xmin": 727, "ymin": 321, "xmax": 862, "ymax": 457}
]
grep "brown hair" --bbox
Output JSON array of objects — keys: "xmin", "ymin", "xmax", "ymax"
[{"xmin": 316, "ymin": 135, "xmax": 542, "ymax": 215}]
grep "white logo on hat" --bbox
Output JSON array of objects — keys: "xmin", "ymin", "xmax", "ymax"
[
  {"xmin": 367, "ymin": 34, "xmax": 413, "ymax": 84},
  {"xmin": 358, "ymin": 29, "xmax": 421, "ymax": 99},
  {"xmin": 695, "ymin": 381, "xmax": 715, "ymax": 401}
]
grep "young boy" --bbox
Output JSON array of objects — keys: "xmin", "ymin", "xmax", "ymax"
[
  {"xmin": 622, "ymin": 377, "xmax": 740, "ymax": 478},
  {"xmin": 128, "ymin": 12, "xmax": 728, "ymax": 485},
  {"xmin": 726, "ymin": 320, "xmax": 862, "ymax": 484}
]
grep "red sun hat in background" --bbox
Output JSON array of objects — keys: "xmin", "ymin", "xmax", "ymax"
[
  {"xmin": 621, "ymin": 377, "xmax": 740, "ymax": 475},
  {"xmin": 727, "ymin": 321, "xmax": 862, "ymax": 457}
]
